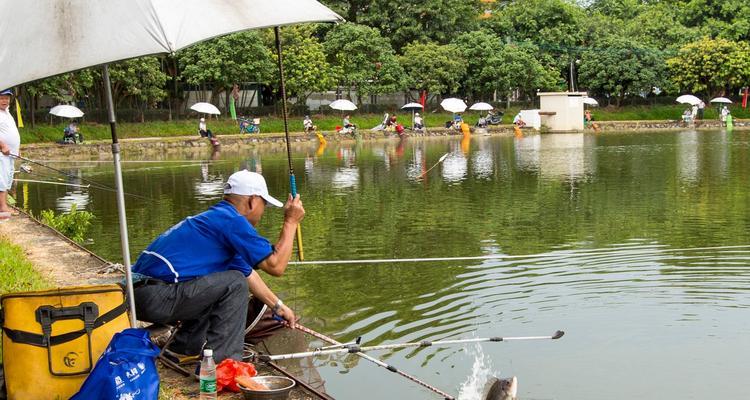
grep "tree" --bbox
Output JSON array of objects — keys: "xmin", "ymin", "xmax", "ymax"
[
  {"xmin": 479, "ymin": 43, "xmax": 561, "ymax": 104},
  {"xmin": 484, "ymin": 0, "xmax": 586, "ymax": 67},
  {"xmin": 623, "ymin": 3, "xmax": 699, "ymax": 50},
  {"xmin": 275, "ymin": 26, "xmax": 338, "ymax": 106},
  {"xmin": 324, "ymin": 23, "xmax": 406, "ymax": 104},
  {"xmin": 673, "ymin": 0, "xmax": 750, "ymax": 41},
  {"xmin": 23, "ymin": 71, "xmax": 96, "ymax": 126},
  {"xmin": 321, "ymin": 0, "xmax": 372, "ymax": 23},
  {"xmin": 400, "ymin": 42, "xmax": 467, "ymax": 99},
  {"xmin": 578, "ymin": 36, "xmax": 667, "ymax": 105},
  {"xmin": 359, "ymin": 0, "xmax": 481, "ymax": 51},
  {"xmin": 178, "ymin": 31, "xmax": 275, "ymax": 104},
  {"xmin": 108, "ymin": 57, "xmax": 168, "ymax": 121},
  {"xmin": 451, "ymin": 30, "xmax": 505, "ymax": 101},
  {"xmin": 24, "ymin": 71, "xmax": 96, "ymax": 103},
  {"xmin": 667, "ymin": 37, "xmax": 750, "ymax": 97}
]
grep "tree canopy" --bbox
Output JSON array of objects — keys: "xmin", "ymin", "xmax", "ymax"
[
  {"xmin": 667, "ymin": 37, "xmax": 750, "ymax": 97},
  {"xmin": 17, "ymin": 0, "xmax": 750, "ymax": 116}
]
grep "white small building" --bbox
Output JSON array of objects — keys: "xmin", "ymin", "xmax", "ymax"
[{"xmin": 537, "ymin": 92, "xmax": 586, "ymax": 132}]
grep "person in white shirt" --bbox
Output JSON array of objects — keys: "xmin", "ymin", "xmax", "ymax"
[
  {"xmin": 303, "ymin": 115, "xmax": 316, "ymax": 133},
  {"xmin": 0, "ymin": 89, "xmax": 20, "ymax": 220},
  {"xmin": 413, "ymin": 113, "xmax": 424, "ymax": 130}
]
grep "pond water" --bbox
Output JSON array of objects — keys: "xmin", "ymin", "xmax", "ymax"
[{"xmin": 20, "ymin": 130, "xmax": 750, "ymax": 399}]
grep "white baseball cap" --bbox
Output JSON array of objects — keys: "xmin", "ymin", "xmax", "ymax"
[{"xmin": 223, "ymin": 170, "xmax": 283, "ymax": 207}]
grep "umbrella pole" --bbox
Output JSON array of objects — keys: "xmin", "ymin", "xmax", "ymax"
[
  {"xmin": 274, "ymin": 26, "xmax": 304, "ymax": 261},
  {"xmin": 103, "ymin": 65, "xmax": 137, "ymax": 326}
]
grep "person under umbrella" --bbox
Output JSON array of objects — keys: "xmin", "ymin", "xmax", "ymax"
[
  {"xmin": 199, "ymin": 117, "xmax": 213, "ymax": 138},
  {"xmin": 62, "ymin": 121, "xmax": 83, "ymax": 144},
  {"xmin": 413, "ymin": 113, "xmax": 424, "ymax": 131}
]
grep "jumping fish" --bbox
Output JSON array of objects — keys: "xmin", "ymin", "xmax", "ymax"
[{"xmin": 483, "ymin": 376, "xmax": 518, "ymax": 400}]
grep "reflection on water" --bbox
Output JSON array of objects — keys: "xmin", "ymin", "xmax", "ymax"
[
  {"xmin": 471, "ymin": 139, "xmax": 494, "ymax": 180},
  {"xmin": 193, "ymin": 161, "xmax": 225, "ymax": 201},
  {"xmin": 23, "ymin": 130, "xmax": 750, "ymax": 400},
  {"xmin": 52, "ymin": 168, "xmax": 90, "ymax": 212},
  {"xmin": 442, "ymin": 141, "xmax": 468, "ymax": 183},
  {"xmin": 56, "ymin": 190, "xmax": 90, "ymax": 212},
  {"xmin": 514, "ymin": 134, "xmax": 540, "ymax": 173},
  {"xmin": 538, "ymin": 133, "xmax": 596, "ymax": 180},
  {"xmin": 677, "ymin": 130, "xmax": 699, "ymax": 183}
]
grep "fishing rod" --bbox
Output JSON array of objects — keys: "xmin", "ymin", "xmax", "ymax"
[
  {"xmin": 274, "ymin": 26, "xmax": 304, "ymax": 261},
  {"xmin": 14, "ymin": 178, "xmax": 90, "ymax": 189},
  {"xmin": 419, "ymin": 153, "xmax": 449, "ymax": 178},
  {"xmin": 297, "ymin": 324, "xmax": 457, "ymax": 400},
  {"xmin": 289, "ymin": 244, "xmax": 750, "ymax": 266},
  {"xmin": 9, "ymin": 153, "xmax": 152, "ymax": 201},
  {"xmin": 253, "ymin": 331, "xmax": 565, "ymax": 362}
]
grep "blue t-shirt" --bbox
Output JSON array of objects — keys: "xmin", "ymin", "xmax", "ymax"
[{"xmin": 132, "ymin": 201, "xmax": 273, "ymax": 283}]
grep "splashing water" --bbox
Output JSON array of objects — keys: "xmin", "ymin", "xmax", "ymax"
[{"xmin": 457, "ymin": 344, "xmax": 497, "ymax": 400}]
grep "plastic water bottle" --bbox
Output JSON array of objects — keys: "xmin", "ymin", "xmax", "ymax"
[{"xmin": 199, "ymin": 349, "xmax": 217, "ymax": 399}]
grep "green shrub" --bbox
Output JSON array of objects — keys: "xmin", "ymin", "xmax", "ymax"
[{"xmin": 39, "ymin": 204, "xmax": 95, "ymax": 243}]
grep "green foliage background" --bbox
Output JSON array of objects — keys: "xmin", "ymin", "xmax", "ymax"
[{"xmin": 13, "ymin": 0, "xmax": 750, "ymax": 125}]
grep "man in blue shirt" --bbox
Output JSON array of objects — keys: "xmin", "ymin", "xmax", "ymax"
[{"xmin": 132, "ymin": 170, "xmax": 305, "ymax": 362}]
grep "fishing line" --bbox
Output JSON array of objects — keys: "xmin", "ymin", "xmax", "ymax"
[
  {"xmin": 418, "ymin": 153, "xmax": 449, "ymax": 178},
  {"xmin": 289, "ymin": 244, "xmax": 750, "ymax": 266},
  {"xmin": 23, "ymin": 159, "xmax": 233, "ymax": 164},
  {"xmin": 9, "ymin": 153, "xmax": 154, "ymax": 201},
  {"xmin": 13, "ymin": 178, "xmax": 91, "ymax": 189}
]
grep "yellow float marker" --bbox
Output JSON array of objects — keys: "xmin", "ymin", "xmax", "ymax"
[{"xmin": 15, "ymin": 98, "xmax": 23, "ymax": 128}]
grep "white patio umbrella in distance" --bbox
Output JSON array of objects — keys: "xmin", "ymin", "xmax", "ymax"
[
  {"xmin": 329, "ymin": 99, "xmax": 358, "ymax": 111},
  {"xmin": 49, "ymin": 105, "xmax": 85, "ymax": 119},
  {"xmin": 441, "ymin": 98, "xmax": 467, "ymax": 113},
  {"xmin": 469, "ymin": 102, "xmax": 493, "ymax": 111},
  {"xmin": 401, "ymin": 102, "xmax": 423, "ymax": 128},
  {"xmin": 710, "ymin": 97, "xmax": 732, "ymax": 104},
  {"xmin": 676, "ymin": 94, "xmax": 702, "ymax": 105},
  {"xmin": 582, "ymin": 97, "xmax": 599, "ymax": 106},
  {"xmin": 190, "ymin": 102, "xmax": 221, "ymax": 115},
  {"xmin": 0, "ymin": 0, "xmax": 342, "ymax": 325}
]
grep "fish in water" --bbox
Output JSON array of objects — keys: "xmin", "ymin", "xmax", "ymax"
[{"xmin": 483, "ymin": 376, "xmax": 518, "ymax": 400}]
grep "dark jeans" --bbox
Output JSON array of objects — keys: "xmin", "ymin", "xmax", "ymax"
[{"xmin": 134, "ymin": 270, "xmax": 249, "ymax": 362}]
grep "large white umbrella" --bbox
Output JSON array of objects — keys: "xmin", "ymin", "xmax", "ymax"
[
  {"xmin": 0, "ymin": 0, "xmax": 342, "ymax": 326},
  {"xmin": 329, "ymin": 99, "xmax": 358, "ymax": 111},
  {"xmin": 49, "ymin": 105, "xmax": 85, "ymax": 119},
  {"xmin": 441, "ymin": 98, "xmax": 467, "ymax": 113},
  {"xmin": 401, "ymin": 103, "xmax": 424, "ymax": 129},
  {"xmin": 0, "ymin": 0, "xmax": 342, "ymax": 91},
  {"xmin": 401, "ymin": 102, "xmax": 423, "ymax": 110},
  {"xmin": 469, "ymin": 102, "xmax": 493, "ymax": 111},
  {"xmin": 710, "ymin": 97, "xmax": 732, "ymax": 104},
  {"xmin": 190, "ymin": 102, "xmax": 221, "ymax": 115},
  {"xmin": 676, "ymin": 94, "xmax": 702, "ymax": 105},
  {"xmin": 582, "ymin": 97, "xmax": 599, "ymax": 106}
]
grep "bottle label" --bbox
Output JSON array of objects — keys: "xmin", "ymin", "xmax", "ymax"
[{"xmin": 200, "ymin": 378, "xmax": 217, "ymax": 393}]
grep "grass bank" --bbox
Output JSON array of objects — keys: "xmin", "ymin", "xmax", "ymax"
[
  {"xmin": 0, "ymin": 236, "xmax": 51, "ymax": 296},
  {"xmin": 19, "ymin": 104, "xmax": 750, "ymax": 144},
  {"xmin": 0, "ymin": 236, "xmax": 52, "ymax": 359}
]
